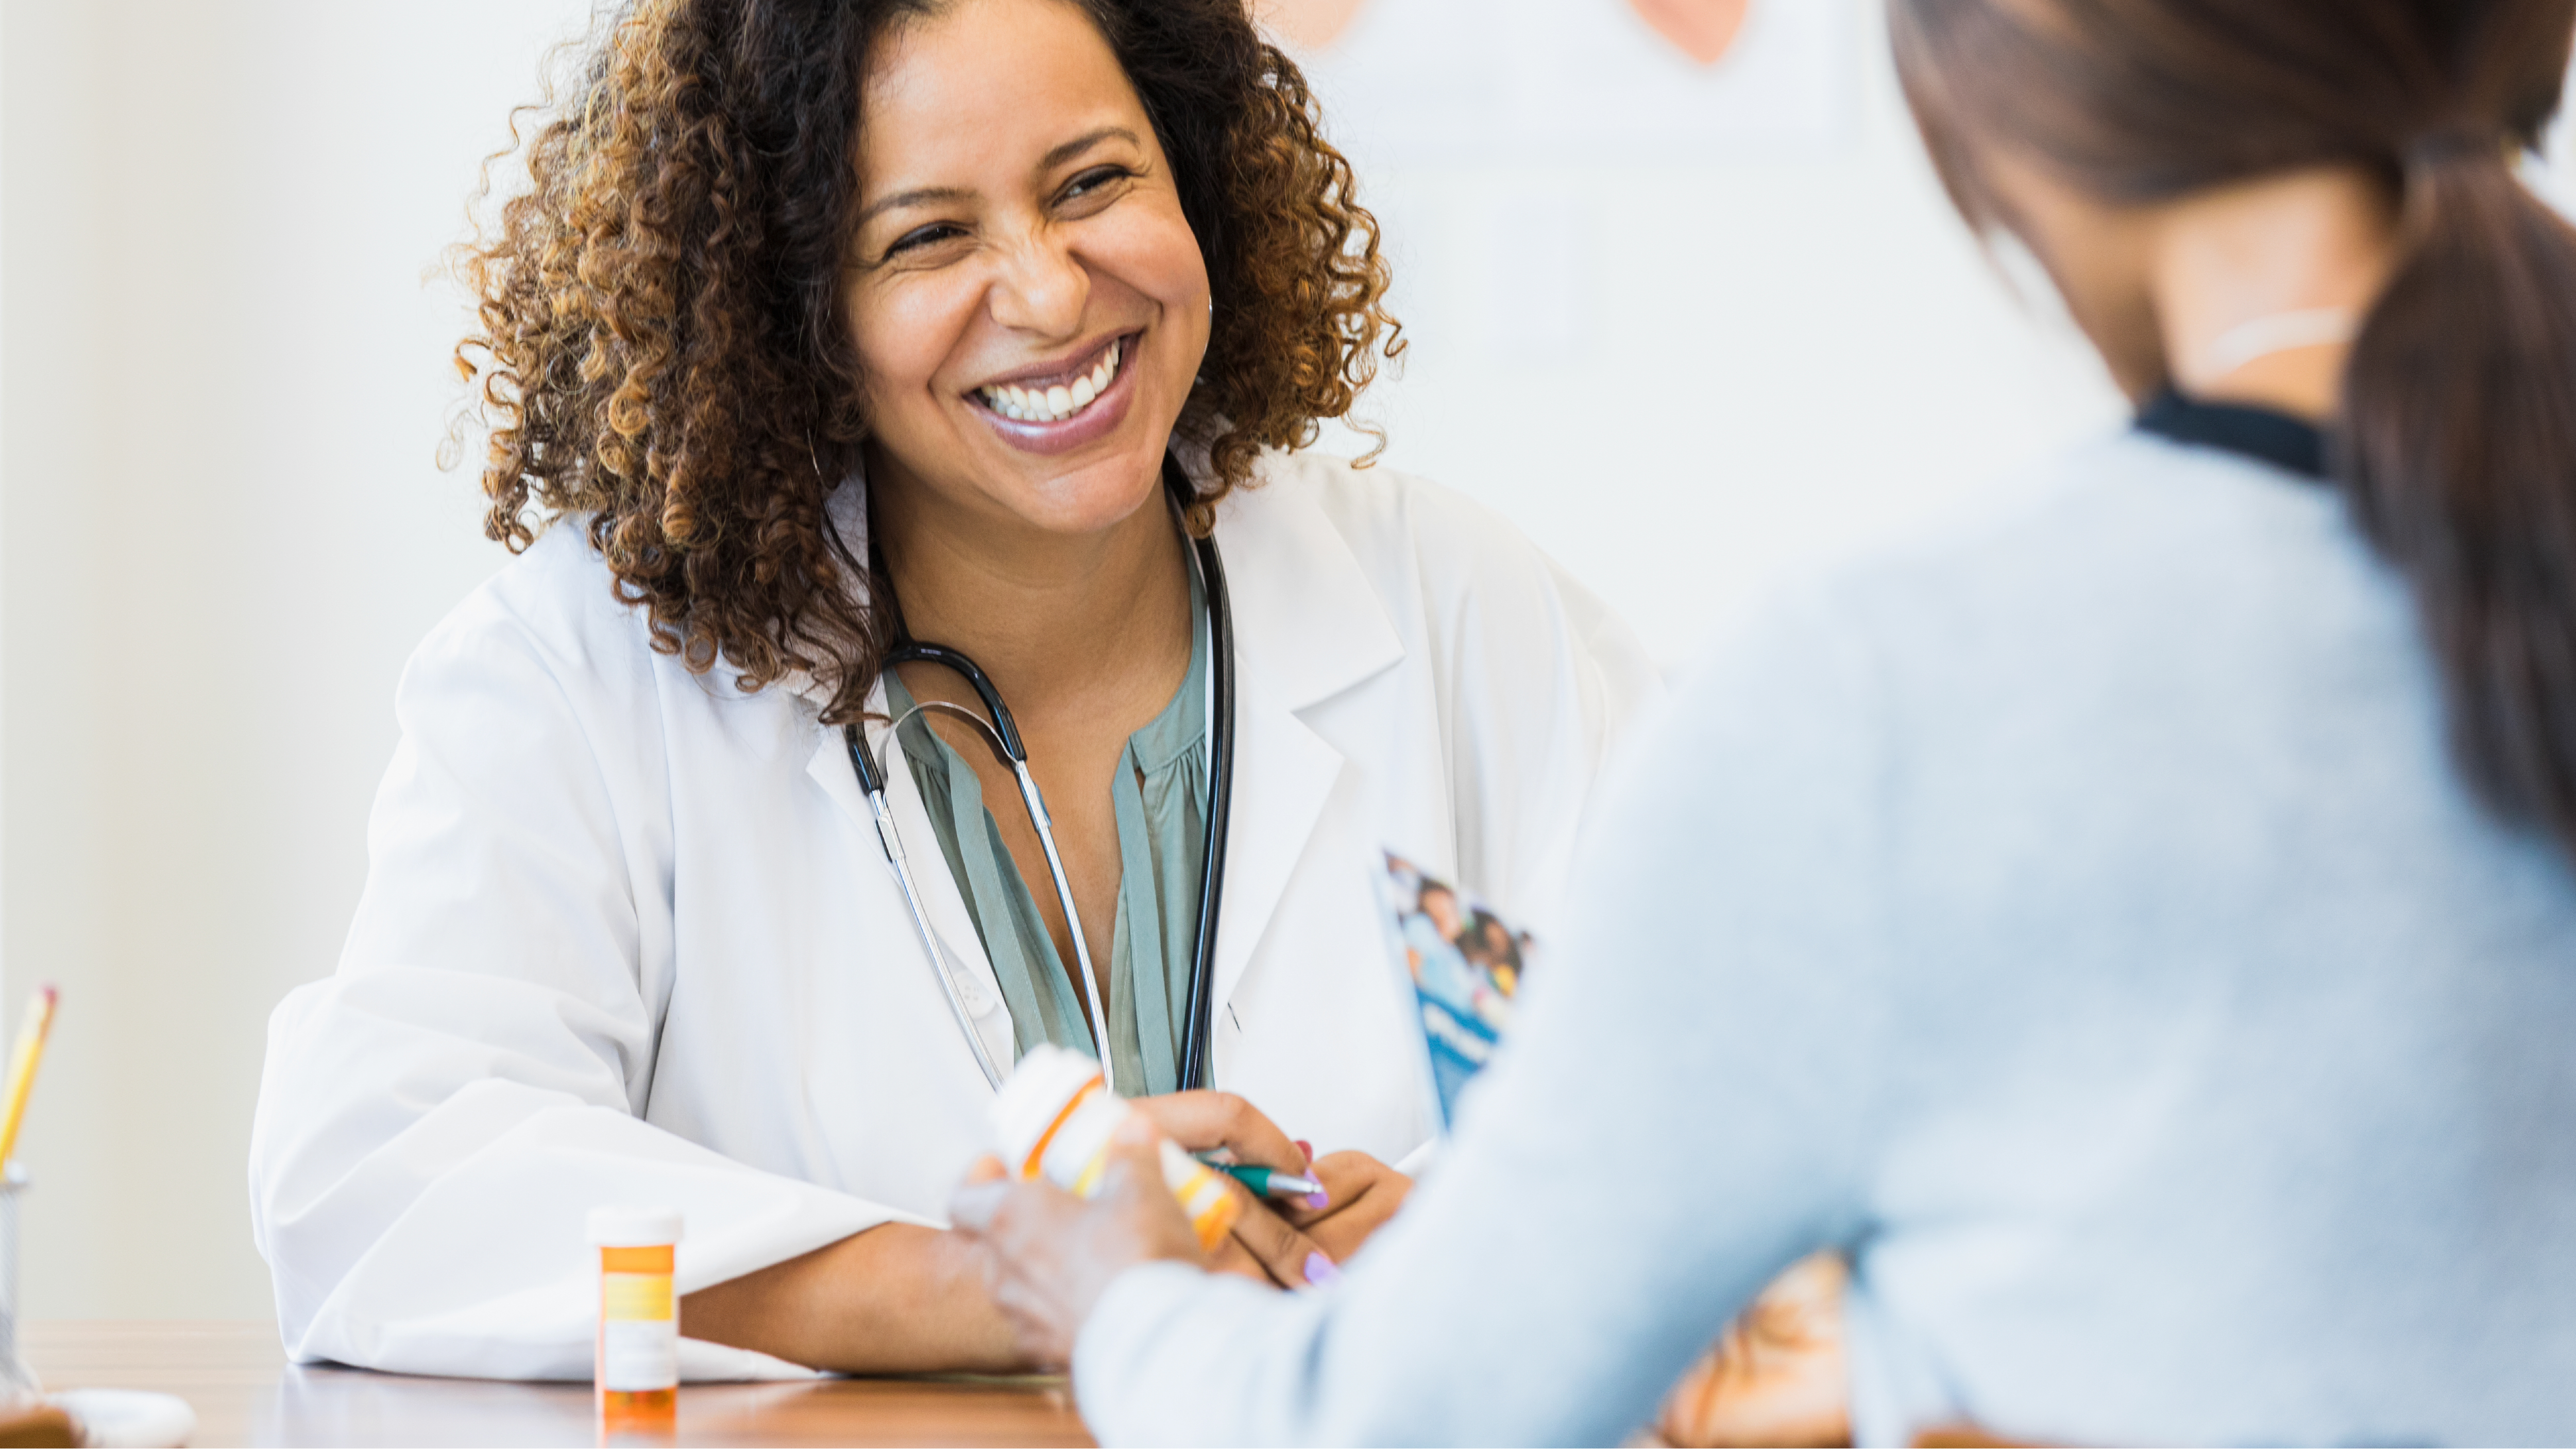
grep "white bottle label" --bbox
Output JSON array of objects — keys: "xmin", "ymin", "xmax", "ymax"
[{"xmin": 599, "ymin": 1316, "xmax": 679, "ymax": 1392}]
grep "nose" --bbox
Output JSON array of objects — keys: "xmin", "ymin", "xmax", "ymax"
[{"xmin": 987, "ymin": 233, "xmax": 1090, "ymax": 340}]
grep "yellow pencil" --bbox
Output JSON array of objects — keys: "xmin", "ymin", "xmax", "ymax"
[{"xmin": 0, "ymin": 986, "xmax": 59, "ymax": 1169}]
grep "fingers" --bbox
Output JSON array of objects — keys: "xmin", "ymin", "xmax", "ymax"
[
  {"xmin": 1279, "ymin": 1150, "xmax": 1400, "ymax": 1227},
  {"xmin": 1097, "ymin": 1116, "xmax": 1214, "ymax": 1268},
  {"xmin": 944, "ymin": 1175, "xmax": 1084, "ymax": 1368},
  {"xmin": 1284, "ymin": 1151, "xmax": 1413, "ymax": 1265},
  {"xmin": 963, "ymin": 1153, "xmax": 1008, "ymax": 1185},
  {"xmin": 947, "ymin": 1175, "xmax": 1015, "ymax": 1238},
  {"xmin": 946, "ymin": 1124, "xmax": 1210, "ymax": 1371},
  {"xmin": 1202, "ymin": 1232, "xmax": 1281, "ymax": 1285},
  {"xmin": 1130, "ymin": 1090, "xmax": 1307, "ymax": 1176},
  {"xmin": 1309, "ymin": 1151, "xmax": 1410, "ymax": 1211},
  {"xmin": 1221, "ymin": 1183, "xmax": 1336, "ymax": 1289},
  {"xmin": 1098, "ymin": 1116, "xmax": 1322, "ymax": 1288},
  {"xmin": 1099, "ymin": 1114, "xmax": 1169, "ymax": 1188}
]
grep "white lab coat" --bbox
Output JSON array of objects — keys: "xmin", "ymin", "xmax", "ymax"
[{"xmin": 247, "ymin": 449, "xmax": 1659, "ymax": 1380}]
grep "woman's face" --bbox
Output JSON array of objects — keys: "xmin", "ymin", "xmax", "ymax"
[{"xmin": 845, "ymin": 0, "xmax": 1212, "ymax": 540}]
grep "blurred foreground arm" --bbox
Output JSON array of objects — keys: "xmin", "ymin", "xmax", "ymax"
[{"xmin": 957, "ymin": 593, "xmax": 1899, "ymax": 1444}]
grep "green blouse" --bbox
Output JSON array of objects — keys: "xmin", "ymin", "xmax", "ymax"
[{"xmin": 880, "ymin": 577, "xmax": 1210, "ymax": 1097}]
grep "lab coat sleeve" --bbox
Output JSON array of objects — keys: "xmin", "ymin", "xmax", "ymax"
[{"xmin": 247, "ymin": 579, "xmax": 900, "ymax": 1380}]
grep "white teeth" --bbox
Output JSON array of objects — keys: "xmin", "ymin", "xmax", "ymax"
[{"xmin": 977, "ymin": 337, "xmax": 1126, "ymax": 423}]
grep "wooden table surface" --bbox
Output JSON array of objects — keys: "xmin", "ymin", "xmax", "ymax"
[{"xmin": 24, "ymin": 1323, "xmax": 1095, "ymax": 1447}]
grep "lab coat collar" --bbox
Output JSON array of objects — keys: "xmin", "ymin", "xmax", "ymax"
[
  {"xmin": 1200, "ymin": 457, "xmax": 1405, "ymax": 711},
  {"xmin": 777, "ymin": 450, "xmax": 1409, "ymax": 713},
  {"xmin": 793, "ymin": 450, "xmax": 1409, "ymax": 1050},
  {"xmin": 775, "ymin": 475, "xmax": 873, "ymax": 714},
  {"xmin": 786, "ymin": 459, "xmax": 1016, "ymax": 1084}
]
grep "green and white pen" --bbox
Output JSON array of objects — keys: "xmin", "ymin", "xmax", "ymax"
[{"xmin": 1214, "ymin": 1163, "xmax": 1324, "ymax": 1200}]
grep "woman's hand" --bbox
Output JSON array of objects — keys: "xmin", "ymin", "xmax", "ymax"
[
  {"xmin": 1128, "ymin": 1088, "xmax": 1309, "ymax": 1176},
  {"xmin": 1130, "ymin": 1090, "xmax": 1345, "ymax": 1288},
  {"xmin": 984, "ymin": 1089, "xmax": 1417, "ymax": 1292},
  {"xmin": 1280, "ymin": 1150, "xmax": 1412, "ymax": 1265},
  {"xmin": 949, "ymin": 1116, "xmax": 1206, "ymax": 1369}
]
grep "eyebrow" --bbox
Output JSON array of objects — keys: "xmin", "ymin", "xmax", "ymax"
[
  {"xmin": 854, "ymin": 127, "xmax": 1143, "ymax": 228},
  {"xmin": 856, "ymin": 185, "xmax": 973, "ymax": 229},
  {"xmin": 1040, "ymin": 126, "xmax": 1139, "ymax": 172}
]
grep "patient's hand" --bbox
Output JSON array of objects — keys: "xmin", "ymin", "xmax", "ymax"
[{"xmin": 950, "ymin": 1117, "xmax": 1205, "ymax": 1369}]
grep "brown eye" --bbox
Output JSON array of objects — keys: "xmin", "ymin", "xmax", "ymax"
[
  {"xmin": 1060, "ymin": 165, "xmax": 1132, "ymax": 202},
  {"xmin": 886, "ymin": 223, "xmax": 964, "ymax": 258}
]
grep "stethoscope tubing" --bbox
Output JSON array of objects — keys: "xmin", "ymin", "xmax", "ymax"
[
  {"xmin": 842, "ymin": 458, "xmax": 1233, "ymax": 1095},
  {"xmin": 1175, "ymin": 494, "xmax": 1234, "ymax": 1093}
]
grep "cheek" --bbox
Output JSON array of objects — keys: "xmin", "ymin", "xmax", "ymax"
[
  {"xmin": 1136, "ymin": 216, "xmax": 1210, "ymax": 315},
  {"xmin": 1099, "ymin": 206, "xmax": 1211, "ymax": 363},
  {"xmin": 848, "ymin": 277, "xmax": 982, "ymax": 415}
]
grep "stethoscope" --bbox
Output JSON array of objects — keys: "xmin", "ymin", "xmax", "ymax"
[{"xmin": 840, "ymin": 456, "xmax": 1235, "ymax": 1097}]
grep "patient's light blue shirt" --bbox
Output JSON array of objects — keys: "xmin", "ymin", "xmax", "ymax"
[{"xmin": 1071, "ymin": 415, "xmax": 2576, "ymax": 1446}]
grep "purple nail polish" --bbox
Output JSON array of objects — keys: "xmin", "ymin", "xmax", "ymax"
[
  {"xmin": 1302, "ymin": 1251, "xmax": 1342, "ymax": 1286},
  {"xmin": 1302, "ymin": 1190, "xmax": 1331, "ymax": 1211}
]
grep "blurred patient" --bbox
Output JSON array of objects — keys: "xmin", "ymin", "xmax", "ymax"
[{"xmin": 952, "ymin": 1, "xmax": 2576, "ymax": 1442}]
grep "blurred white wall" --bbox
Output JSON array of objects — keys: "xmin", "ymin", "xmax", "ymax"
[
  {"xmin": 1298, "ymin": 0, "xmax": 2128, "ymax": 664},
  {"xmin": 0, "ymin": 0, "xmax": 2125, "ymax": 1322},
  {"xmin": 2, "ymin": 0, "xmax": 591, "ymax": 1321}
]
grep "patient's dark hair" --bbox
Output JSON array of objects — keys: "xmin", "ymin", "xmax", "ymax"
[{"xmin": 1890, "ymin": 0, "xmax": 2576, "ymax": 859}]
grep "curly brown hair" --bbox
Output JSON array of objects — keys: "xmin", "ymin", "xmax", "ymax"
[{"xmin": 453, "ymin": 0, "xmax": 1400, "ymax": 723}]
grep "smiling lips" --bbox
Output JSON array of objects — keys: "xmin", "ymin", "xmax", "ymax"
[
  {"xmin": 975, "ymin": 336, "xmax": 1126, "ymax": 424},
  {"xmin": 965, "ymin": 331, "xmax": 1143, "ymax": 457}
]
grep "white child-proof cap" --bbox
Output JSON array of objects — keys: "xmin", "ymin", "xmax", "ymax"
[
  {"xmin": 586, "ymin": 1206, "xmax": 684, "ymax": 1247},
  {"xmin": 990, "ymin": 1043, "xmax": 1108, "ymax": 1170}
]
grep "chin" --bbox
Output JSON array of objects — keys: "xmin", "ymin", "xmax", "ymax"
[{"xmin": 991, "ymin": 441, "xmax": 1175, "ymax": 537}]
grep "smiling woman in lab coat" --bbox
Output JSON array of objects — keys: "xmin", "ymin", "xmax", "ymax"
[{"xmin": 247, "ymin": 0, "xmax": 1656, "ymax": 1380}]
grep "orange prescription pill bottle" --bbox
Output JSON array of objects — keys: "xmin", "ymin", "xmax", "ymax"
[
  {"xmin": 990, "ymin": 1045, "xmax": 1241, "ymax": 1252},
  {"xmin": 587, "ymin": 1207, "xmax": 682, "ymax": 1423}
]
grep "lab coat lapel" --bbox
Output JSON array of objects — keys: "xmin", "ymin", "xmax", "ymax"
[
  {"xmin": 1205, "ymin": 473, "xmax": 1405, "ymax": 1017},
  {"xmin": 1211, "ymin": 680, "xmax": 1345, "ymax": 1018},
  {"xmin": 789, "ymin": 459, "xmax": 1407, "ymax": 1066},
  {"xmin": 789, "ymin": 472, "xmax": 1018, "ymax": 1071}
]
